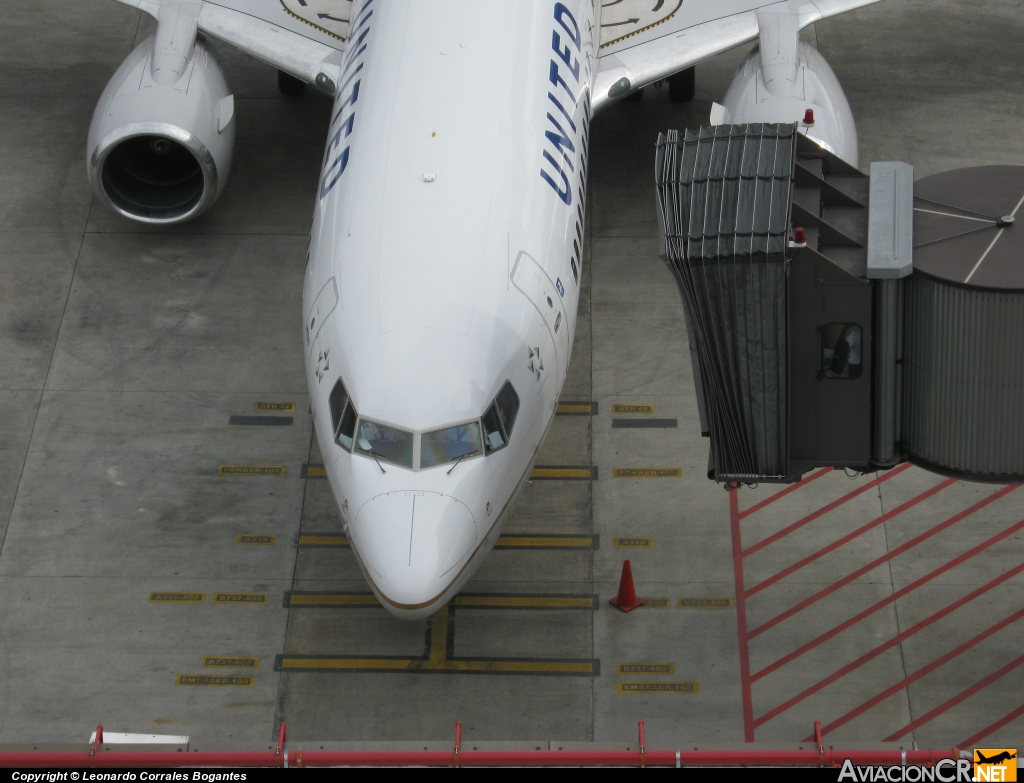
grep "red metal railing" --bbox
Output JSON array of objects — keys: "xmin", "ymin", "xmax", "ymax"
[{"xmin": 0, "ymin": 721, "xmax": 959, "ymax": 768}]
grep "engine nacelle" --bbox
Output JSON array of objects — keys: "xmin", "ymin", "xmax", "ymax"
[
  {"xmin": 714, "ymin": 40, "xmax": 858, "ymax": 167},
  {"xmin": 87, "ymin": 33, "xmax": 235, "ymax": 224}
]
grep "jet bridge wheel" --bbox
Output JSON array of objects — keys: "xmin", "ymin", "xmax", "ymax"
[
  {"xmin": 668, "ymin": 67, "xmax": 696, "ymax": 102},
  {"xmin": 278, "ymin": 70, "xmax": 306, "ymax": 97}
]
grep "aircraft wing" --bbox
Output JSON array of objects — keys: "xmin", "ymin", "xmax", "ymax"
[
  {"xmin": 111, "ymin": 0, "xmax": 351, "ymax": 91},
  {"xmin": 594, "ymin": 0, "xmax": 883, "ymax": 110}
]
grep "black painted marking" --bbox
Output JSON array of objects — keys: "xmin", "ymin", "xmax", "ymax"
[
  {"xmin": 229, "ymin": 415, "xmax": 294, "ymax": 426},
  {"xmin": 612, "ymin": 418, "xmax": 678, "ymax": 429}
]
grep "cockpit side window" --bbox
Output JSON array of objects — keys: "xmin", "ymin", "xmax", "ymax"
[
  {"xmin": 420, "ymin": 421, "xmax": 483, "ymax": 468},
  {"xmin": 481, "ymin": 404, "xmax": 506, "ymax": 454},
  {"xmin": 336, "ymin": 403, "xmax": 357, "ymax": 451},
  {"xmin": 355, "ymin": 418, "xmax": 414, "ymax": 468},
  {"xmin": 329, "ymin": 380, "xmax": 348, "ymax": 439},
  {"xmin": 495, "ymin": 381, "xmax": 520, "ymax": 437}
]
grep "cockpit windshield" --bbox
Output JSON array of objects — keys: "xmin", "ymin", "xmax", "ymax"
[
  {"xmin": 420, "ymin": 421, "xmax": 483, "ymax": 468},
  {"xmin": 354, "ymin": 418, "xmax": 414, "ymax": 468}
]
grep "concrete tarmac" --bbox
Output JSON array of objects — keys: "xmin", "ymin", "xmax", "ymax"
[{"xmin": 1, "ymin": 0, "xmax": 1022, "ymax": 751}]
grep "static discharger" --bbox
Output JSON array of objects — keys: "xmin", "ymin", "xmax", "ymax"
[
  {"xmin": 176, "ymin": 675, "xmax": 254, "ymax": 687},
  {"xmin": 218, "ymin": 465, "xmax": 286, "ymax": 476},
  {"xmin": 678, "ymin": 597, "xmax": 735, "ymax": 609},
  {"xmin": 612, "ymin": 404, "xmax": 654, "ymax": 414},
  {"xmin": 213, "ymin": 593, "xmax": 268, "ymax": 605},
  {"xmin": 235, "ymin": 534, "xmax": 276, "ymax": 545},
  {"xmin": 149, "ymin": 592, "xmax": 205, "ymax": 604},
  {"xmin": 254, "ymin": 402, "xmax": 295, "ymax": 412},
  {"xmin": 617, "ymin": 682, "xmax": 697, "ymax": 694},
  {"xmin": 613, "ymin": 468, "xmax": 681, "ymax": 478},
  {"xmin": 203, "ymin": 656, "xmax": 259, "ymax": 669},
  {"xmin": 609, "ymin": 560, "xmax": 644, "ymax": 612},
  {"xmin": 614, "ymin": 537, "xmax": 654, "ymax": 549}
]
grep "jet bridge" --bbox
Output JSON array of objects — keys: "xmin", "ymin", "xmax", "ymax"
[{"xmin": 656, "ymin": 123, "xmax": 1024, "ymax": 484}]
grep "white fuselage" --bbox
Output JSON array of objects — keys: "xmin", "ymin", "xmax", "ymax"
[{"xmin": 303, "ymin": 0, "xmax": 597, "ymax": 619}]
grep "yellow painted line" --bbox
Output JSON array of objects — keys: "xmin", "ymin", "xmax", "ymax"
[
  {"xmin": 616, "ymin": 663, "xmax": 674, "ymax": 675},
  {"xmin": 556, "ymin": 402, "xmax": 597, "ymax": 415},
  {"xmin": 203, "ymin": 656, "xmax": 259, "ymax": 669},
  {"xmin": 288, "ymin": 593, "xmax": 378, "ymax": 607},
  {"xmin": 235, "ymin": 534, "xmax": 277, "ymax": 545},
  {"xmin": 531, "ymin": 466, "xmax": 596, "ymax": 480},
  {"xmin": 617, "ymin": 681, "xmax": 697, "ymax": 694},
  {"xmin": 612, "ymin": 404, "xmax": 654, "ymax": 414},
  {"xmin": 218, "ymin": 465, "xmax": 286, "ymax": 477},
  {"xmin": 213, "ymin": 592, "xmax": 269, "ymax": 605},
  {"xmin": 452, "ymin": 595, "xmax": 595, "ymax": 609},
  {"xmin": 637, "ymin": 597, "xmax": 671, "ymax": 609},
  {"xmin": 613, "ymin": 537, "xmax": 654, "ymax": 549},
  {"xmin": 678, "ymin": 597, "xmax": 735, "ymax": 609},
  {"xmin": 254, "ymin": 402, "xmax": 295, "ymax": 412},
  {"xmin": 176, "ymin": 675, "xmax": 254, "ymax": 687},
  {"xmin": 495, "ymin": 535, "xmax": 596, "ymax": 549},
  {"xmin": 298, "ymin": 534, "xmax": 348, "ymax": 546},
  {"xmin": 149, "ymin": 592, "xmax": 205, "ymax": 604},
  {"xmin": 613, "ymin": 468, "xmax": 681, "ymax": 478},
  {"xmin": 302, "ymin": 464, "xmax": 327, "ymax": 478}
]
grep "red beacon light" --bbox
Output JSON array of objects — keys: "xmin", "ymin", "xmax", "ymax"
[
  {"xmin": 793, "ymin": 227, "xmax": 807, "ymax": 245},
  {"xmin": 803, "ymin": 108, "xmax": 815, "ymax": 126}
]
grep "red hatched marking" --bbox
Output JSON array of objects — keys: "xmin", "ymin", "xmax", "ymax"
[
  {"xmin": 737, "ymin": 467, "xmax": 832, "ymax": 521},
  {"xmin": 751, "ymin": 515, "xmax": 1024, "ymax": 684},
  {"xmin": 741, "ymin": 464, "xmax": 911, "ymax": 558},
  {"xmin": 748, "ymin": 484, "xmax": 1017, "ymax": 637},
  {"xmin": 811, "ymin": 601, "xmax": 1024, "ymax": 739},
  {"xmin": 884, "ymin": 653, "xmax": 1024, "ymax": 741},
  {"xmin": 960, "ymin": 704, "xmax": 1024, "ymax": 749},
  {"xmin": 756, "ymin": 559, "xmax": 1024, "ymax": 729}
]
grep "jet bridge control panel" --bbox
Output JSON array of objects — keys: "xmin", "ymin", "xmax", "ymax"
[{"xmin": 656, "ymin": 124, "xmax": 1024, "ymax": 485}]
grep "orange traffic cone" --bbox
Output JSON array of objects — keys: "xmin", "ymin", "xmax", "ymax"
[{"xmin": 609, "ymin": 560, "xmax": 644, "ymax": 612}]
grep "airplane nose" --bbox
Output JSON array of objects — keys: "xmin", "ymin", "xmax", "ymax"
[{"xmin": 353, "ymin": 491, "xmax": 477, "ymax": 609}]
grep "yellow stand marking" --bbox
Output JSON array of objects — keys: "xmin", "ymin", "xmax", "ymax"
[
  {"xmin": 613, "ymin": 468, "xmax": 681, "ymax": 478},
  {"xmin": 530, "ymin": 466, "xmax": 595, "ymax": 479},
  {"xmin": 149, "ymin": 592, "xmax": 205, "ymax": 604},
  {"xmin": 218, "ymin": 465, "xmax": 286, "ymax": 476},
  {"xmin": 254, "ymin": 402, "xmax": 296, "ymax": 412},
  {"xmin": 203, "ymin": 656, "xmax": 259, "ymax": 669},
  {"xmin": 176, "ymin": 675, "xmax": 254, "ymax": 687},
  {"xmin": 616, "ymin": 663, "xmax": 674, "ymax": 675},
  {"xmin": 288, "ymin": 593, "xmax": 378, "ymax": 607},
  {"xmin": 276, "ymin": 606, "xmax": 598, "ymax": 676},
  {"xmin": 617, "ymin": 681, "xmax": 697, "ymax": 694},
  {"xmin": 213, "ymin": 592, "xmax": 269, "ymax": 605},
  {"xmin": 678, "ymin": 597, "xmax": 735, "ymax": 609},
  {"xmin": 556, "ymin": 402, "xmax": 596, "ymax": 415},
  {"xmin": 235, "ymin": 534, "xmax": 277, "ymax": 545},
  {"xmin": 613, "ymin": 537, "xmax": 654, "ymax": 548},
  {"xmin": 612, "ymin": 404, "xmax": 654, "ymax": 414}
]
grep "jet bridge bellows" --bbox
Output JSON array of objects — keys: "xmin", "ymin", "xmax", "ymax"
[{"xmin": 656, "ymin": 124, "xmax": 1024, "ymax": 484}]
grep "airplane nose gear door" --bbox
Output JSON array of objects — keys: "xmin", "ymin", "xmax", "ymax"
[{"xmin": 511, "ymin": 251, "xmax": 568, "ymax": 387}]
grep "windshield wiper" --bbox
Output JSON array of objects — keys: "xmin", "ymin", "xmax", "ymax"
[
  {"xmin": 366, "ymin": 451, "xmax": 387, "ymax": 473},
  {"xmin": 447, "ymin": 449, "xmax": 479, "ymax": 475}
]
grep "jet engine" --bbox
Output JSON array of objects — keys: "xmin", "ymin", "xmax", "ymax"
[
  {"xmin": 712, "ymin": 12, "xmax": 858, "ymax": 166},
  {"xmin": 87, "ymin": 24, "xmax": 235, "ymax": 224}
]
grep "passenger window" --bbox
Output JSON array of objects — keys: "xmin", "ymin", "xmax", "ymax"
[
  {"xmin": 420, "ymin": 422, "xmax": 483, "ymax": 468},
  {"xmin": 354, "ymin": 418, "xmax": 414, "ymax": 468},
  {"xmin": 481, "ymin": 404, "xmax": 507, "ymax": 454},
  {"xmin": 495, "ymin": 382, "xmax": 520, "ymax": 437},
  {"xmin": 822, "ymin": 323, "xmax": 863, "ymax": 379},
  {"xmin": 329, "ymin": 379, "xmax": 348, "ymax": 437},
  {"xmin": 336, "ymin": 403, "xmax": 357, "ymax": 451}
]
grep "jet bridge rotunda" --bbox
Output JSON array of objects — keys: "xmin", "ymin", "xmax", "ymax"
[{"xmin": 656, "ymin": 124, "xmax": 1024, "ymax": 485}]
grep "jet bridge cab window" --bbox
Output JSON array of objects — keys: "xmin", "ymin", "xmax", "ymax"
[{"xmin": 822, "ymin": 323, "xmax": 863, "ymax": 379}]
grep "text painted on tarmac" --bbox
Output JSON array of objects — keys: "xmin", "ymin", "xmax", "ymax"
[
  {"xmin": 176, "ymin": 675, "xmax": 254, "ymax": 687},
  {"xmin": 203, "ymin": 656, "xmax": 259, "ymax": 669},
  {"xmin": 617, "ymin": 682, "xmax": 697, "ymax": 694},
  {"xmin": 616, "ymin": 663, "xmax": 674, "ymax": 675},
  {"xmin": 613, "ymin": 468, "xmax": 681, "ymax": 478},
  {"xmin": 213, "ymin": 593, "xmax": 269, "ymax": 605},
  {"xmin": 612, "ymin": 404, "xmax": 654, "ymax": 414},
  {"xmin": 149, "ymin": 592, "xmax": 205, "ymax": 604},
  {"xmin": 613, "ymin": 537, "xmax": 654, "ymax": 548},
  {"xmin": 218, "ymin": 465, "xmax": 286, "ymax": 476},
  {"xmin": 235, "ymin": 534, "xmax": 277, "ymax": 545},
  {"xmin": 254, "ymin": 401, "xmax": 295, "ymax": 412},
  {"xmin": 678, "ymin": 598, "xmax": 735, "ymax": 609}
]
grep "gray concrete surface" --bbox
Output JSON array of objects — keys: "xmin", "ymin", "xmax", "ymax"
[{"xmin": 1, "ymin": 0, "xmax": 1023, "ymax": 752}]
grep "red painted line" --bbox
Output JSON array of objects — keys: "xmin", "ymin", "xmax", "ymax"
[
  {"xmin": 755, "ymin": 559, "xmax": 1024, "ymax": 729},
  {"xmin": 730, "ymin": 490, "xmax": 755, "ymax": 742},
  {"xmin": 750, "ymin": 515, "xmax": 1024, "ymax": 684},
  {"xmin": 737, "ymin": 467, "xmax": 833, "ymax": 521},
  {"xmin": 960, "ymin": 703, "xmax": 1024, "ymax": 750},
  {"xmin": 884, "ymin": 652, "xmax": 1024, "ymax": 741},
  {"xmin": 745, "ymin": 475, "xmax": 954, "ymax": 599},
  {"xmin": 814, "ymin": 602, "xmax": 1024, "ymax": 739},
  {"xmin": 749, "ymin": 485, "xmax": 1018, "ymax": 637},
  {"xmin": 741, "ymin": 464, "xmax": 912, "ymax": 559}
]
